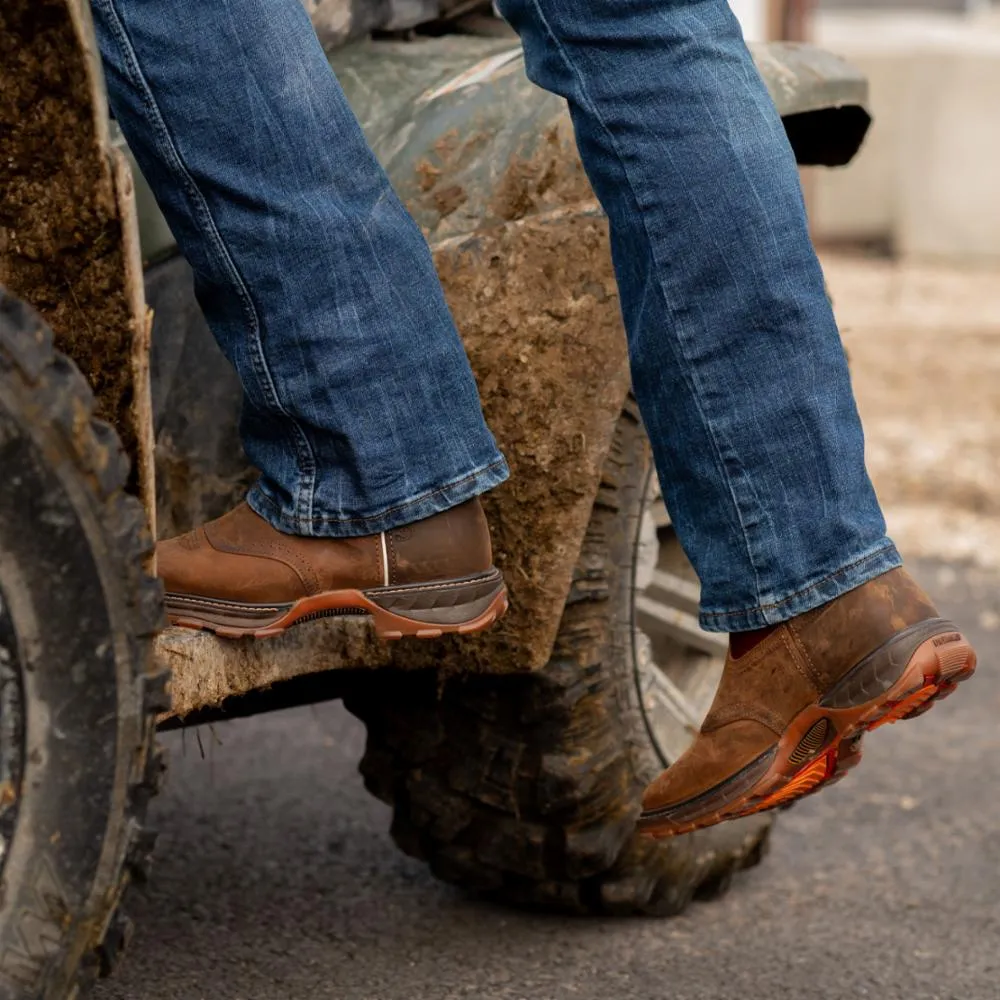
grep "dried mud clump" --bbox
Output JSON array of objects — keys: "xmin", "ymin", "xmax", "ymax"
[
  {"xmin": 490, "ymin": 124, "xmax": 594, "ymax": 224},
  {"xmin": 0, "ymin": 0, "xmax": 138, "ymax": 465}
]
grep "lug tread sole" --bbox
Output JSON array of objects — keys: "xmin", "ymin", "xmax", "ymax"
[
  {"xmin": 640, "ymin": 631, "xmax": 977, "ymax": 839},
  {"xmin": 168, "ymin": 585, "xmax": 509, "ymax": 641}
]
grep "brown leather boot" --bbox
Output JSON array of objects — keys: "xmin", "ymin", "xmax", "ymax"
[
  {"xmin": 638, "ymin": 568, "xmax": 976, "ymax": 838},
  {"xmin": 156, "ymin": 498, "xmax": 507, "ymax": 640}
]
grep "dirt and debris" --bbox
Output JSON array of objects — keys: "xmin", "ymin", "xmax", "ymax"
[
  {"xmin": 430, "ymin": 183, "xmax": 467, "ymax": 219},
  {"xmin": 410, "ymin": 129, "xmax": 491, "ymax": 226},
  {"xmin": 415, "ymin": 159, "xmax": 443, "ymax": 192},
  {"xmin": 406, "ymin": 116, "xmax": 594, "ymax": 240},
  {"xmin": 159, "ymin": 617, "xmax": 391, "ymax": 720},
  {"xmin": 489, "ymin": 124, "xmax": 593, "ymax": 224},
  {"xmin": 0, "ymin": 0, "xmax": 140, "ymax": 475},
  {"xmin": 425, "ymin": 206, "xmax": 629, "ymax": 674}
]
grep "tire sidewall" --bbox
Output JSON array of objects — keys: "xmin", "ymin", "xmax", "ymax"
[{"xmin": 0, "ymin": 379, "xmax": 144, "ymax": 999}]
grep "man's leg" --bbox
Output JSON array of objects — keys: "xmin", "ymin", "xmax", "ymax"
[
  {"xmin": 90, "ymin": 0, "xmax": 509, "ymax": 638},
  {"xmin": 495, "ymin": 0, "xmax": 976, "ymax": 831}
]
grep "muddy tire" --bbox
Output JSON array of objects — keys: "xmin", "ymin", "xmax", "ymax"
[
  {"xmin": 0, "ymin": 292, "xmax": 167, "ymax": 998},
  {"xmin": 344, "ymin": 401, "xmax": 771, "ymax": 916}
]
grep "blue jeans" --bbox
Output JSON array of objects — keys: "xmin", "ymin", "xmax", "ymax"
[{"xmin": 90, "ymin": 0, "xmax": 901, "ymax": 632}]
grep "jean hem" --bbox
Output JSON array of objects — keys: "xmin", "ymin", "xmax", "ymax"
[
  {"xmin": 698, "ymin": 541, "xmax": 904, "ymax": 633},
  {"xmin": 245, "ymin": 457, "xmax": 510, "ymax": 537}
]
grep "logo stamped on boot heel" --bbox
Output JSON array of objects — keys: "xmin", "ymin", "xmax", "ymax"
[{"xmin": 933, "ymin": 633, "xmax": 962, "ymax": 647}]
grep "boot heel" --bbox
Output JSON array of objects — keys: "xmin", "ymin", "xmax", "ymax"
[{"xmin": 365, "ymin": 569, "xmax": 508, "ymax": 639}]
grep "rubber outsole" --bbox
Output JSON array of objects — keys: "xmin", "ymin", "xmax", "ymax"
[
  {"xmin": 167, "ymin": 584, "xmax": 510, "ymax": 641},
  {"xmin": 638, "ymin": 628, "xmax": 976, "ymax": 838}
]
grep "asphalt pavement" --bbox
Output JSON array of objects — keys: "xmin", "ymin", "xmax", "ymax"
[{"xmin": 91, "ymin": 561, "xmax": 1000, "ymax": 1000}]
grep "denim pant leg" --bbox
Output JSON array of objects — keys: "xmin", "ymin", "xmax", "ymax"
[
  {"xmin": 495, "ymin": 0, "xmax": 901, "ymax": 632},
  {"xmin": 89, "ymin": 0, "xmax": 508, "ymax": 538}
]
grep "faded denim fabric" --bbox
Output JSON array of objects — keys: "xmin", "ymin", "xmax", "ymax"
[
  {"xmin": 496, "ymin": 0, "xmax": 901, "ymax": 631},
  {"xmin": 91, "ymin": 0, "xmax": 901, "ymax": 632}
]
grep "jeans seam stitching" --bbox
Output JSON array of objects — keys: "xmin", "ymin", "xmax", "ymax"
[
  {"xmin": 520, "ymin": 0, "xmax": 767, "ymax": 603},
  {"xmin": 99, "ymin": 0, "xmax": 317, "ymax": 524},
  {"xmin": 701, "ymin": 543, "xmax": 899, "ymax": 619},
  {"xmin": 251, "ymin": 458, "xmax": 507, "ymax": 526}
]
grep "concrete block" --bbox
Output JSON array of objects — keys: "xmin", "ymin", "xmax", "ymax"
[
  {"xmin": 897, "ymin": 46, "xmax": 1000, "ymax": 260},
  {"xmin": 812, "ymin": 12, "xmax": 1000, "ymax": 262}
]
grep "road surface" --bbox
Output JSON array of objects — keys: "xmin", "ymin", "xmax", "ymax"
[{"xmin": 91, "ymin": 560, "xmax": 1000, "ymax": 1000}]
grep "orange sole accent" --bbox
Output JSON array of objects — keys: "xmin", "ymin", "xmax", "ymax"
[
  {"xmin": 640, "ymin": 631, "xmax": 977, "ymax": 840},
  {"xmin": 865, "ymin": 683, "xmax": 938, "ymax": 731},
  {"xmin": 736, "ymin": 752, "xmax": 837, "ymax": 817},
  {"xmin": 169, "ymin": 587, "xmax": 509, "ymax": 641}
]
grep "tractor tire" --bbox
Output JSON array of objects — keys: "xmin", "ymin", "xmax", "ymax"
[
  {"xmin": 344, "ymin": 401, "xmax": 772, "ymax": 916},
  {"xmin": 0, "ymin": 291, "xmax": 167, "ymax": 998}
]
